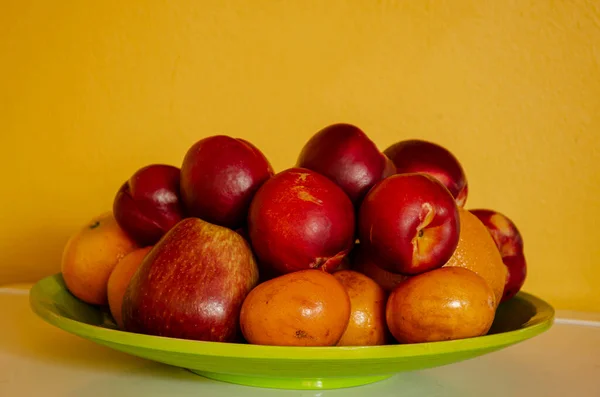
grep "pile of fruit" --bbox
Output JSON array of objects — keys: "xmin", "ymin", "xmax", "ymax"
[{"xmin": 61, "ymin": 123, "xmax": 527, "ymax": 347}]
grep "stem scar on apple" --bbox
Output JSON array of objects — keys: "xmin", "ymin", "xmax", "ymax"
[{"xmin": 89, "ymin": 221, "xmax": 100, "ymax": 229}]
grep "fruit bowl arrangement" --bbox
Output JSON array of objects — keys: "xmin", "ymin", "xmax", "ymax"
[{"xmin": 29, "ymin": 123, "xmax": 554, "ymax": 390}]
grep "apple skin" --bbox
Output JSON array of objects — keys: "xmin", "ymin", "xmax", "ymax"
[
  {"xmin": 384, "ymin": 139, "xmax": 468, "ymax": 207},
  {"xmin": 469, "ymin": 209, "xmax": 527, "ymax": 302},
  {"xmin": 469, "ymin": 209, "xmax": 524, "ymax": 257},
  {"xmin": 247, "ymin": 167, "xmax": 356, "ymax": 276},
  {"xmin": 121, "ymin": 217, "xmax": 259, "ymax": 342},
  {"xmin": 113, "ymin": 164, "xmax": 185, "ymax": 246},
  {"xmin": 358, "ymin": 173, "xmax": 460, "ymax": 275},
  {"xmin": 180, "ymin": 135, "xmax": 274, "ymax": 230},
  {"xmin": 296, "ymin": 123, "xmax": 396, "ymax": 206},
  {"xmin": 500, "ymin": 255, "xmax": 527, "ymax": 302}
]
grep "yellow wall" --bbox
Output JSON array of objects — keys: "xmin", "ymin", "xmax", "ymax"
[{"xmin": 1, "ymin": 1, "xmax": 599, "ymax": 312}]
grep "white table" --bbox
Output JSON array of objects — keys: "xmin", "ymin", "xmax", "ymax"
[{"xmin": 1, "ymin": 286, "xmax": 598, "ymax": 397}]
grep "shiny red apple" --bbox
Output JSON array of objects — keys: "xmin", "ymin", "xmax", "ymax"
[
  {"xmin": 248, "ymin": 167, "xmax": 355, "ymax": 275},
  {"xmin": 180, "ymin": 135, "xmax": 274, "ymax": 230},
  {"xmin": 470, "ymin": 209, "xmax": 527, "ymax": 302},
  {"xmin": 122, "ymin": 217, "xmax": 259, "ymax": 342},
  {"xmin": 358, "ymin": 173, "xmax": 460, "ymax": 275},
  {"xmin": 384, "ymin": 139, "xmax": 468, "ymax": 207},
  {"xmin": 296, "ymin": 123, "xmax": 396, "ymax": 205},
  {"xmin": 113, "ymin": 164, "xmax": 185, "ymax": 246}
]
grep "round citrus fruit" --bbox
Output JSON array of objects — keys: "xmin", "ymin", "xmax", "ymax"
[
  {"xmin": 107, "ymin": 246, "xmax": 152, "ymax": 329},
  {"xmin": 386, "ymin": 266, "xmax": 496, "ymax": 344},
  {"xmin": 443, "ymin": 208, "xmax": 508, "ymax": 307},
  {"xmin": 333, "ymin": 270, "xmax": 388, "ymax": 346},
  {"xmin": 240, "ymin": 269, "xmax": 351, "ymax": 346},
  {"xmin": 61, "ymin": 211, "xmax": 139, "ymax": 305}
]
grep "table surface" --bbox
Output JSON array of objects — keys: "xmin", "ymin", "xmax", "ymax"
[{"xmin": 1, "ymin": 286, "xmax": 599, "ymax": 397}]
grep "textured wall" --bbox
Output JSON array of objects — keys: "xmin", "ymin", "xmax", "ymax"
[{"xmin": 1, "ymin": 1, "xmax": 599, "ymax": 311}]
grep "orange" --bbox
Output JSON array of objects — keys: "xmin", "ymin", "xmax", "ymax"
[
  {"xmin": 333, "ymin": 270, "xmax": 388, "ymax": 346},
  {"xmin": 240, "ymin": 269, "xmax": 351, "ymax": 346},
  {"xmin": 107, "ymin": 246, "xmax": 152, "ymax": 329},
  {"xmin": 61, "ymin": 211, "xmax": 139, "ymax": 305},
  {"xmin": 443, "ymin": 208, "xmax": 508, "ymax": 307},
  {"xmin": 386, "ymin": 267, "xmax": 496, "ymax": 344}
]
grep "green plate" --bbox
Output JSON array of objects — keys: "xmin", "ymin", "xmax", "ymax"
[{"xmin": 29, "ymin": 273, "xmax": 554, "ymax": 390}]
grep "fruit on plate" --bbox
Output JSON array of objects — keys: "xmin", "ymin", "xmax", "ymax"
[
  {"xmin": 498, "ymin": 255, "xmax": 527, "ymax": 303},
  {"xmin": 122, "ymin": 217, "xmax": 259, "ymax": 342},
  {"xmin": 113, "ymin": 164, "xmax": 185, "ymax": 246},
  {"xmin": 358, "ymin": 173, "xmax": 460, "ymax": 275},
  {"xmin": 239, "ymin": 269, "xmax": 351, "ymax": 346},
  {"xmin": 333, "ymin": 270, "xmax": 388, "ymax": 346},
  {"xmin": 351, "ymin": 243, "xmax": 408, "ymax": 293},
  {"xmin": 180, "ymin": 135, "xmax": 274, "ymax": 230},
  {"xmin": 61, "ymin": 212, "xmax": 138, "ymax": 305},
  {"xmin": 57, "ymin": 121, "xmax": 534, "ymax": 349},
  {"xmin": 384, "ymin": 139, "xmax": 468, "ymax": 207},
  {"xmin": 296, "ymin": 123, "xmax": 396, "ymax": 205},
  {"xmin": 107, "ymin": 246, "xmax": 152, "ymax": 329},
  {"xmin": 443, "ymin": 208, "xmax": 508, "ymax": 307},
  {"xmin": 469, "ymin": 209, "xmax": 527, "ymax": 302},
  {"xmin": 247, "ymin": 167, "xmax": 355, "ymax": 275},
  {"xmin": 386, "ymin": 267, "xmax": 496, "ymax": 344}
]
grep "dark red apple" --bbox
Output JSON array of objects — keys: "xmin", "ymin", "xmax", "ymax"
[
  {"xmin": 351, "ymin": 243, "xmax": 408, "ymax": 293},
  {"xmin": 384, "ymin": 139, "xmax": 468, "ymax": 207},
  {"xmin": 358, "ymin": 173, "xmax": 460, "ymax": 275},
  {"xmin": 113, "ymin": 164, "xmax": 185, "ymax": 246},
  {"xmin": 469, "ymin": 209, "xmax": 527, "ymax": 302},
  {"xmin": 500, "ymin": 255, "xmax": 527, "ymax": 302},
  {"xmin": 296, "ymin": 123, "xmax": 396, "ymax": 205},
  {"xmin": 122, "ymin": 217, "xmax": 259, "ymax": 342},
  {"xmin": 248, "ymin": 167, "xmax": 355, "ymax": 275},
  {"xmin": 180, "ymin": 135, "xmax": 274, "ymax": 230}
]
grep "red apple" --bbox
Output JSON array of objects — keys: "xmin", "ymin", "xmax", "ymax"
[
  {"xmin": 469, "ymin": 209, "xmax": 524, "ymax": 257},
  {"xmin": 113, "ymin": 164, "xmax": 185, "ymax": 246},
  {"xmin": 469, "ymin": 209, "xmax": 527, "ymax": 302},
  {"xmin": 122, "ymin": 217, "xmax": 259, "ymax": 342},
  {"xmin": 358, "ymin": 173, "xmax": 460, "ymax": 275},
  {"xmin": 384, "ymin": 139, "xmax": 468, "ymax": 207},
  {"xmin": 350, "ymin": 243, "xmax": 408, "ymax": 293},
  {"xmin": 500, "ymin": 255, "xmax": 527, "ymax": 302},
  {"xmin": 296, "ymin": 123, "xmax": 396, "ymax": 205},
  {"xmin": 248, "ymin": 167, "xmax": 355, "ymax": 275},
  {"xmin": 180, "ymin": 135, "xmax": 274, "ymax": 230}
]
